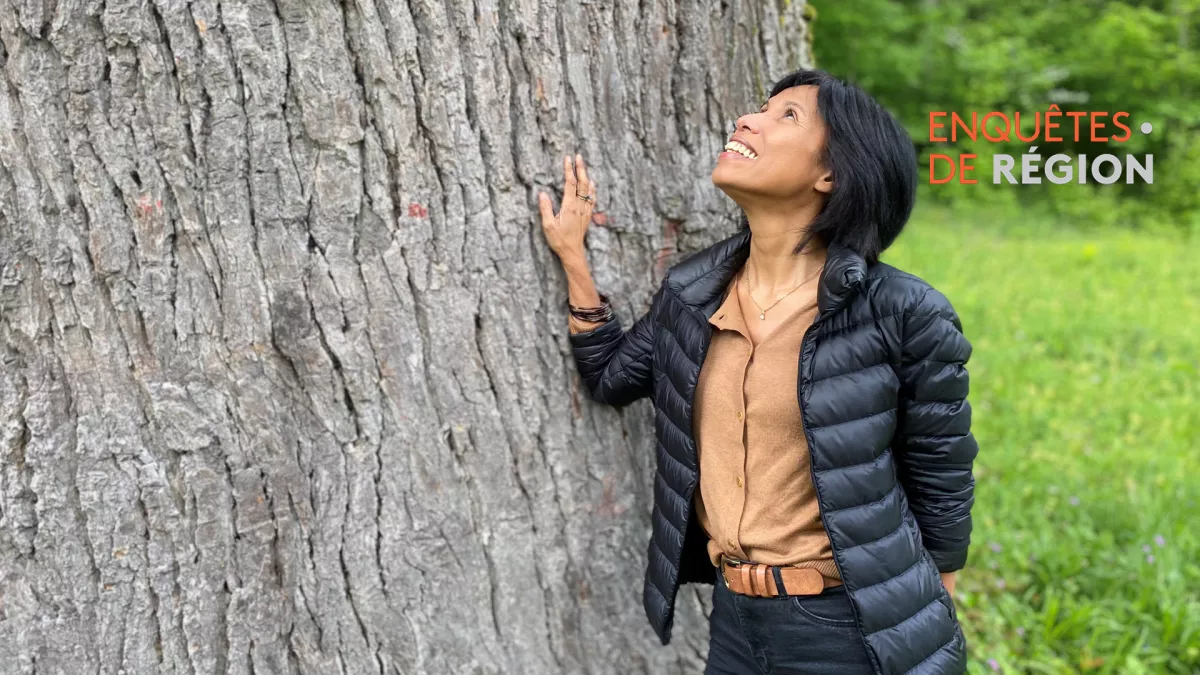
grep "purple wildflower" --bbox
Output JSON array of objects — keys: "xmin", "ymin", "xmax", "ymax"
[
  {"xmin": 1142, "ymin": 544, "xmax": 1152, "ymax": 553},
  {"xmin": 1016, "ymin": 626, "xmax": 1025, "ymax": 637},
  {"xmin": 987, "ymin": 658, "xmax": 1001, "ymax": 671},
  {"xmin": 995, "ymin": 578, "xmax": 1007, "ymax": 590},
  {"xmin": 1154, "ymin": 534, "xmax": 1166, "ymax": 547},
  {"xmin": 1146, "ymin": 554, "xmax": 1155, "ymax": 564},
  {"xmin": 1068, "ymin": 496, "xmax": 1080, "ymax": 506},
  {"xmin": 989, "ymin": 542, "xmax": 1002, "ymax": 553}
]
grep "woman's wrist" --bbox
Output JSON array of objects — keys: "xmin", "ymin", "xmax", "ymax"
[
  {"xmin": 561, "ymin": 250, "xmax": 604, "ymax": 308},
  {"xmin": 558, "ymin": 247, "xmax": 589, "ymax": 272},
  {"xmin": 568, "ymin": 313, "xmax": 609, "ymax": 334}
]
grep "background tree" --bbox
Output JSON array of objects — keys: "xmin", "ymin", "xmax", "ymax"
[
  {"xmin": 811, "ymin": 0, "xmax": 1200, "ymax": 230},
  {"xmin": 0, "ymin": 0, "xmax": 813, "ymax": 672}
]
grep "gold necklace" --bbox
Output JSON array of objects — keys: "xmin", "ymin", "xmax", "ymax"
[{"xmin": 740, "ymin": 262, "xmax": 825, "ymax": 320}]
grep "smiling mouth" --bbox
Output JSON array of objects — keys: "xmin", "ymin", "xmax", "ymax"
[{"xmin": 722, "ymin": 141, "xmax": 758, "ymax": 160}]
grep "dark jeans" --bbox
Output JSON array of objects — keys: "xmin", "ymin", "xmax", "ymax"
[{"xmin": 706, "ymin": 570, "xmax": 874, "ymax": 675}]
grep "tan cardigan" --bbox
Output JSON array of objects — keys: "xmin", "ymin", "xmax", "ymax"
[{"xmin": 692, "ymin": 275, "xmax": 841, "ymax": 580}]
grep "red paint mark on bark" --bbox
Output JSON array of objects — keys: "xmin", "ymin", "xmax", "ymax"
[
  {"xmin": 135, "ymin": 195, "xmax": 154, "ymax": 220},
  {"xmin": 654, "ymin": 218, "xmax": 682, "ymax": 279},
  {"xmin": 590, "ymin": 212, "xmax": 608, "ymax": 227},
  {"xmin": 407, "ymin": 202, "xmax": 428, "ymax": 218}
]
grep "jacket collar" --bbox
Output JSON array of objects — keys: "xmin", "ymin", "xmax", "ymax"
[{"xmin": 664, "ymin": 227, "xmax": 867, "ymax": 319}]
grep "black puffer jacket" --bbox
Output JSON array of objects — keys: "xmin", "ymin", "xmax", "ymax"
[{"xmin": 569, "ymin": 227, "xmax": 978, "ymax": 674}]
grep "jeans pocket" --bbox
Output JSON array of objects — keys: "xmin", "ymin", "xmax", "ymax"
[{"xmin": 790, "ymin": 593, "xmax": 858, "ymax": 628}]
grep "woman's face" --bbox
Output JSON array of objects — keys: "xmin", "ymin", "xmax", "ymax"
[{"xmin": 711, "ymin": 85, "xmax": 833, "ymax": 209}]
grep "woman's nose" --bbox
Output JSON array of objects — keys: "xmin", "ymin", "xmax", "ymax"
[{"xmin": 734, "ymin": 112, "xmax": 757, "ymax": 132}]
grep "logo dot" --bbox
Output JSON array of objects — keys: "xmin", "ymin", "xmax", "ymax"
[{"xmin": 1140, "ymin": 122, "xmax": 1153, "ymax": 134}]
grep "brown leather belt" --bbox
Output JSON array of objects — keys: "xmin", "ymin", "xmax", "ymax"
[{"xmin": 719, "ymin": 555, "xmax": 843, "ymax": 597}]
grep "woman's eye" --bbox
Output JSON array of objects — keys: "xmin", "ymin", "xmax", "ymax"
[{"xmin": 754, "ymin": 108, "xmax": 795, "ymax": 119}]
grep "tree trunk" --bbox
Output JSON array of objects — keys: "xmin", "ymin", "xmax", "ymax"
[{"xmin": 0, "ymin": 0, "xmax": 812, "ymax": 672}]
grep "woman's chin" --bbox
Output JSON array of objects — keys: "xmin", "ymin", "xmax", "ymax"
[
  {"xmin": 711, "ymin": 170, "xmax": 752, "ymax": 198},
  {"xmin": 710, "ymin": 166, "xmax": 739, "ymax": 189},
  {"xmin": 710, "ymin": 175, "xmax": 734, "ymax": 195}
]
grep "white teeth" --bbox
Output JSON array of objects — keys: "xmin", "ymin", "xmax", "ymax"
[{"xmin": 723, "ymin": 141, "xmax": 757, "ymax": 159}]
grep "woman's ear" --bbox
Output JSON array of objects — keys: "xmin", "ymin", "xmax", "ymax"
[{"xmin": 814, "ymin": 169, "xmax": 834, "ymax": 195}]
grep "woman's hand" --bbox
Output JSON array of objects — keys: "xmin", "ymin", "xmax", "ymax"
[
  {"xmin": 940, "ymin": 572, "xmax": 957, "ymax": 597},
  {"xmin": 539, "ymin": 153, "xmax": 607, "ymax": 333},
  {"xmin": 538, "ymin": 153, "xmax": 598, "ymax": 260}
]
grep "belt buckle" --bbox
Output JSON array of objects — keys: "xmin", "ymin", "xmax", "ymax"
[
  {"xmin": 721, "ymin": 554, "xmax": 755, "ymax": 595},
  {"xmin": 719, "ymin": 554, "xmax": 732, "ymax": 588},
  {"xmin": 715, "ymin": 554, "xmax": 772, "ymax": 595}
]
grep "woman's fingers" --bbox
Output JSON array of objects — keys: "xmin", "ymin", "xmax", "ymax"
[
  {"xmin": 564, "ymin": 154, "xmax": 596, "ymax": 206},
  {"xmin": 574, "ymin": 153, "xmax": 591, "ymax": 198},
  {"xmin": 563, "ymin": 154, "xmax": 577, "ymax": 192},
  {"xmin": 539, "ymin": 154, "xmax": 598, "ymax": 257},
  {"xmin": 537, "ymin": 191, "xmax": 556, "ymax": 229}
]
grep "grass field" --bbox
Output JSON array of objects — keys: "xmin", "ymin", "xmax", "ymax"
[{"xmin": 883, "ymin": 206, "xmax": 1200, "ymax": 674}]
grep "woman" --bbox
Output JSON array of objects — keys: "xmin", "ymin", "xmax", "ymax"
[{"xmin": 538, "ymin": 69, "xmax": 977, "ymax": 675}]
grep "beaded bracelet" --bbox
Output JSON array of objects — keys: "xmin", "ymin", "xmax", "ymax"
[{"xmin": 568, "ymin": 293, "xmax": 613, "ymax": 322}]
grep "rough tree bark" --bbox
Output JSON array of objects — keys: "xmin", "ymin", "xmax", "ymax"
[{"xmin": 0, "ymin": 0, "xmax": 812, "ymax": 672}]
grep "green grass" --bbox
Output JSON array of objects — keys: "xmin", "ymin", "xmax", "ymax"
[{"xmin": 883, "ymin": 205, "xmax": 1200, "ymax": 674}]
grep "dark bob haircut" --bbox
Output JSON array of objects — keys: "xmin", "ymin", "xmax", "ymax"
[{"xmin": 738, "ymin": 69, "xmax": 918, "ymax": 265}]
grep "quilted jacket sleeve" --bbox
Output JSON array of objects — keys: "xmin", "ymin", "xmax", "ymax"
[
  {"xmin": 567, "ymin": 284, "xmax": 663, "ymax": 408},
  {"xmin": 894, "ymin": 287, "xmax": 979, "ymax": 573}
]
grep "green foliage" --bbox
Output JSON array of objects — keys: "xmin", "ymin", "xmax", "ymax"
[
  {"xmin": 884, "ymin": 205, "xmax": 1200, "ymax": 673},
  {"xmin": 810, "ymin": 0, "xmax": 1200, "ymax": 228}
]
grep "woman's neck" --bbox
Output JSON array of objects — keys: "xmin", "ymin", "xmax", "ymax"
[{"xmin": 742, "ymin": 217, "xmax": 828, "ymax": 297}]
